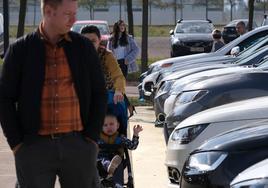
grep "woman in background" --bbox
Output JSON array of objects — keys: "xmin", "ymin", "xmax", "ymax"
[{"xmin": 108, "ymin": 20, "xmax": 139, "ymax": 78}]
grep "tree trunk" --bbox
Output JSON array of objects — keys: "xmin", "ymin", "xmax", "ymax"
[
  {"xmin": 141, "ymin": 0, "xmax": 148, "ymax": 73},
  {"xmin": 126, "ymin": 0, "xmax": 134, "ymax": 36},
  {"xmin": 3, "ymin": 0, "xmax": 9, "ymax": 55},
  {"xmin": 174, "ymin": 0, "xmax": 177, "ymax": 24},
  {"xmin": 248, "ymin": 0, "xmax": 255, "ymax": 31},
  {"xmin": 17, "ymin": 0, "xmax": 27, "ymax": 38}
]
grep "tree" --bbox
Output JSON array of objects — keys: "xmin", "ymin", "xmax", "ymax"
[
  {"xmin": 79, "ymin": 0, "xmax": 108, "ymax": 19},
  {"xmin": 17, "ymin": 0, "xmax": 27, "ymax": 38},
  {"xmin": 141, "ymin": 0, "xmax": 149, "ymax": 73},
  {"xmin": 229, "ymin": 0, "xmax": 236, "ymax": 21},
  {"xmin": 248, "ymin": 0, "xmax": 255, "ymax": 31},
  {"xmin": 126, "ymin": 0, "xmax": 134, "ymax": 36}
]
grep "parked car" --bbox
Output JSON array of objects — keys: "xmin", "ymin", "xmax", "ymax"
[
  {"xmin": 162, "ymin": 46, "xmax": 268, "ymax": 139},
  {"xmin": 180, "ymin": 124, "xmax": 268, "ymax": 188},
  {"xmin": 154, "ymin": 43, "xmax": 268, "ymax": 127},
  {"xmin": 169, "ymin": 19, "xmax": 214, "ymax": 57},
  {"xmin": 71, "ymin": 20, "xmax": 110, "ymax": 47},
  {"xmin": 230, "ymin": 158, "xmax": 268, "ymax": 188},
  {"xmin": 163, "ymin": 34, "xmax": 268, "ymax": 116},
  {"xmin": 141, "ymin": 25, "xmax": 268, "ymax": 100},
  {"xmin": 165, "ymin": 96, "xmax": 268, "ymax": 187},
  {"xmin": 222, "ymin": 19, "xmax": 258, "ymax": 44}
]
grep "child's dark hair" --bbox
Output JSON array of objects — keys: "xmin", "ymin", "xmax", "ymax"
[
  {"xmin": 80, "ymin": 25, "xmax": 101, "ymax": 39},
  {"xmin": 212, "ymin": 29, "xmax": 222, "ymax": 39},
  {"xmin": 105, "ymin": 112, "xmax": 119, "ymax": 121}
]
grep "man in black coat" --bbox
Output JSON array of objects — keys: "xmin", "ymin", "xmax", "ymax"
[{"xmin": 0, "ymin": 0, "xmax": 107, "ymax": 187}]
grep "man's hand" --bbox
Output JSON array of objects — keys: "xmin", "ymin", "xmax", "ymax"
[
  {"xmin": 124, "ymin": 60, "xmax": 128, "ymax": 65},
  {"xmin": 113, "ymin": 91, "xmax": 124, "ymax": 104},
  {"xmin": 12, "ymin": 143, "xmax": 23, "ymax": 155}
]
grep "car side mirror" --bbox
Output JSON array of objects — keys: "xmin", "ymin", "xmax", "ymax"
[
  {"xmin": 169, "ymin": 30, "xmax": 174, "ymax": 35},
  {"xmin": 230, "ymin": 46, "xmax": 240, "ymax": 56}
]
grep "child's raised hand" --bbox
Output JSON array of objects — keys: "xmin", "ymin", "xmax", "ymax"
[{"xmin": 133, "ymin": 125, "xmax": 143, "ymax": 136}]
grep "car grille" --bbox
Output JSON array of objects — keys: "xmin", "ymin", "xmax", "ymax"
[
  {"xmin": 183, "ymin": 41, "xmax": 212, "ymax": 48},
  {"xmin": 144, "ymin": 82, "xmax": 154, "ymax": 92}
]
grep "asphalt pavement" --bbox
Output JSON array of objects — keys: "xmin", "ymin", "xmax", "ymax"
[{"xmin": 0, "ymin": 86, "xmax": 168, "ymax": 188}]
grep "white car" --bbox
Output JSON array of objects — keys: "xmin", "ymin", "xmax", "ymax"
[
  {"xmin": 165, "ymin": 96, "xmax": 268, "ymax": 187},
  {"xmin": 231, "ymin": 158, "xmax": 268, "ymax": 188}
]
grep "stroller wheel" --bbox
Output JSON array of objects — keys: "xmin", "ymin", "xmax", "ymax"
[{"xmin": 126, "ymin": 176, "xmax": 134, "ymax": 188}]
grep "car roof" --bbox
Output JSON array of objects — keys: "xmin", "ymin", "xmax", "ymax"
[
  {"xmin": 231, "ymin": 158, "xmax": 268, "ymax": 185},
  {"xmin": 177, "ymin": 96, "xmax": 268, "ymax": 129},
  {"xmin": 74, "ymin": 20, "xmax": 108, "ymax": 24},
  {"xmin": 226, "ymin": 19, "xmax": 248, "ymax": 26},
  {"xmin": 178, "ymin": 19, "xmax": 211, "ymax": 23}
]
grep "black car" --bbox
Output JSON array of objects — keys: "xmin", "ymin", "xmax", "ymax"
[
  {"xmin": 180, "ymin": 124, "xmax": 268, "ymax": 188},
  {"xmin": 222, "ymin": 19, "xmax": 258, "ymax": 44},
  {"xmin": 169, "ymin": 19, "xmax": 214, "ymax": 57}
]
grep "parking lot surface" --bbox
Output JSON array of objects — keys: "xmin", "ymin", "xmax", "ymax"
[{"xmin": 0, "ymin": 106, "xmax": 168, "ymax": 188}]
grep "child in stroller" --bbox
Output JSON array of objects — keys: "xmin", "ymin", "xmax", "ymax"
[{"xmin": 97, "ymin": 113, "xmax": 143, "ymax": 188}]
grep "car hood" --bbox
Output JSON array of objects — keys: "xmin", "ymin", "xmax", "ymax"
[
  {"xmin": 100, "ymin": 34, "xmax": 110, "ymax": 41},
  {"xmin": 182, "ymin": 70, "xmax": 267, "ymax": 91},
  {"xmin": 150, "ymin": 53, "xmax": 212, "ymax": 68},
  {"xmin": 231, "ymin": 158, "xmax": 268, "ymax": 185},
  {"xmin": 196, "ymin": 124, "xmax": 268, "ymax": 152},
  {"xmin": 174, "ymin": 33, "xmax": 213, "ymax": 42},
  {"xmin": 176, "ymin": 96, "xmax": 268, "ymax": 129}
]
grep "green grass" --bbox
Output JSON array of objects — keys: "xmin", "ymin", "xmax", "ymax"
[
  {"xmin": 9, "ymin": 25, "xmax": 174, "ymax": 38},
  {"xmin": 128, "ymin": 96, "xmax": 152, "ymax": 106}
]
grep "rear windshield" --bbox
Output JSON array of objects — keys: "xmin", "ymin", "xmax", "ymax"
[{"xmin": 72, "ymin": 23, "xmax": 110, "ymax": 35}]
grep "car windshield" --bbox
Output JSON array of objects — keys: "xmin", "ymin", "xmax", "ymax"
[
  {"xmin": 236, "ymin": 36, "xmax": 268, "ymax": 58},
  {"xmin": 175, "ymin": 22, "xmax": 213, "ymax": 34},
  {"xmin": 235, "ymin": 45, "xmax": 268, "ymax": 65},
  {"xmin": 71, "ymin": 23, "xmax": 110, "ymax": 35}
]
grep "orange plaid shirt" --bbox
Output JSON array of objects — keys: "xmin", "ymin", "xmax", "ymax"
[{"xmin": 38, "ymin": 23, "xmax": 83, "ymax": 135}]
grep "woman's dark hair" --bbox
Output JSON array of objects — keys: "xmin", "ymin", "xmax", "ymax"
[
  {"xmin": 212, "ymin": 29, "xmax": 222, "ymax": 39},
  {"xmin": 80, "ymin": 25, "xmax": 101, "ymax": 39},
  {"xmin": 111, "ymin": 20, "xmax": 128, "ymax": 48}
]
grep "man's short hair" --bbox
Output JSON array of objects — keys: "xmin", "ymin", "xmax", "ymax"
[
  {"xmin": 236, "ymin": 21, "xmax": 246, "ymax": 28},
  {"xmin": 41, "ymin": 0, "xmax": 77, "ymax": 14}
]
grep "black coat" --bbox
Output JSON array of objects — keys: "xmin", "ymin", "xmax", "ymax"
[{"xmin": 0, "ymin": 31, "xmax": 107, "ymax": 149}]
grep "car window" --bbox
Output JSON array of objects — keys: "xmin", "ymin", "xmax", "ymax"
[
  {"xmin": 225, "ymin": 30, "xmax": 268, "ymax": 55},
  {"xmin": 71, "ymin": 23, "xmax": 110, "ymax": 35},
  {"xmin": 175, "ymin": 22, "xmax": 213, "ymax": 33},
  {"xmin": 235, "ymin": 46, "xmax": 268, "ymax": 65}
]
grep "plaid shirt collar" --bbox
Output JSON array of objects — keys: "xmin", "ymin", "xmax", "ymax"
[{"xmin": 37, "ymin": 22, "xmax": 72, "ymax": 46}]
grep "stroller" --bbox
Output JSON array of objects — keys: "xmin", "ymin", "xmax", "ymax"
[{"xmin": 98, "ymin": 91, "xmax": 135, "ymax": 188}]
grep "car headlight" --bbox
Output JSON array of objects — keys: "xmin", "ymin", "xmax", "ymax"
[
  {"xmin": 171, "ymin": 123, "xmax": 208, "ymax": 144},
  {"xmin": 175, "ymin": 90, "xmax": 208, "ymax": 105},
  {"xmin": 156, "ymin": 80, "xmax": 175, "ymax": 97},
  {"xmin": 185, "ymin": 152, "xmax": 228, "ymax": 174},
  {"xmin": 231, "ymin": 179, "xmax": 268, "ymax": 188}
]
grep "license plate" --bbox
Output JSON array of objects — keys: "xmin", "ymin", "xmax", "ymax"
[
  {"xmin": 190, "ymin": 47, "xmax": 204, "ymax": 52},
  {"xmin": 228, "ymin": 34, "xmax": 237, "ymax": 37}
]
